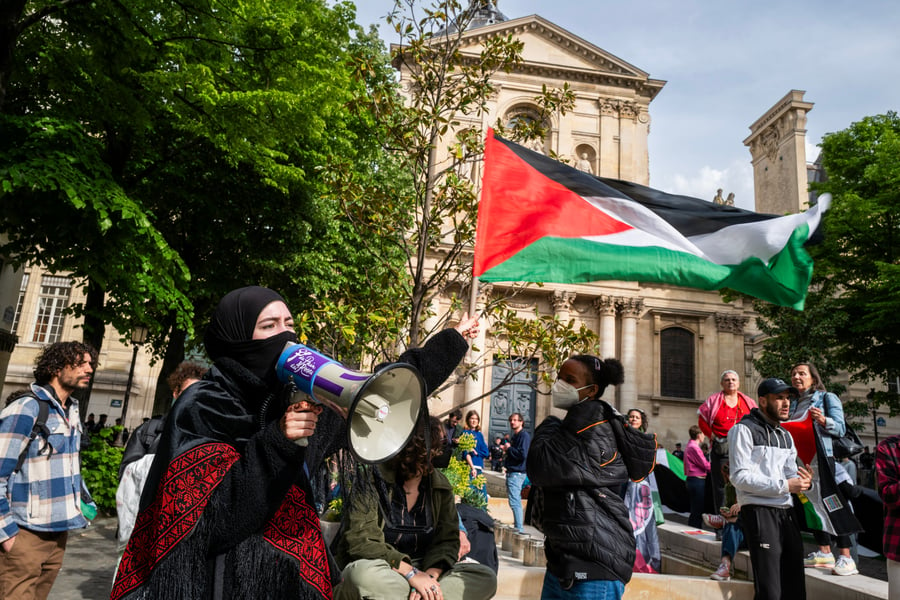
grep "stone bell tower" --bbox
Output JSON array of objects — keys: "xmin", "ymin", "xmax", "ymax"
[{"xmin": 743, "ymin": 90, "xmax": 814, "ymax": 215}]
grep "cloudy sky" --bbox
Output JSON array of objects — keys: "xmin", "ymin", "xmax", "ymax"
[{"xmin": 353, "ymin": 1, "xmax": 899, "ymax": 211}]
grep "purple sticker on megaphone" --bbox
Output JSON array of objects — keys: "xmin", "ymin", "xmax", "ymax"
[{"xmin": 277, "ymin": 344, "xmax": 333, "ymax": 396}]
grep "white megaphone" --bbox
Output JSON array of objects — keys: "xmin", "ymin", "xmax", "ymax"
[{"xmin": 276, "ymin": 343, "xmax": 425, "ymax": 464}]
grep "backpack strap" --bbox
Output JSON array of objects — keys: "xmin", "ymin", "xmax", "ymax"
[{"xmin": 14, "ymin": 396, "xmax": 53, "ymax": 473}]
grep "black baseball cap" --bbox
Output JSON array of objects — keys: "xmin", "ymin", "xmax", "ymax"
[{"xmin": 757, "ymin": 378, "xmax": 799, "ymax": 398}]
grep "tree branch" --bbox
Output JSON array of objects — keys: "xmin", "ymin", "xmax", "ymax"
[{"xmin": 18, "ymin": 0, "xmax": 91, "ymax": 33}]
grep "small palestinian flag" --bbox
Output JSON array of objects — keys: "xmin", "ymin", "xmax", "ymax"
[
  {"xmin": 653, "ymin": 449, "xmax": 689, "ymax": 514},
  {"xmin": 473, "ymin": 130, "xmax": 829, "ymax": 309},
  {"xmin": 782, "ymin": 412, "xmax": 862, "ymax": 537}
]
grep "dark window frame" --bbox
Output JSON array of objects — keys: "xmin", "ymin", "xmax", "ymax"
[{"xmin": 660, "ymin": 326, "xmax": 695, "ymax": 399}]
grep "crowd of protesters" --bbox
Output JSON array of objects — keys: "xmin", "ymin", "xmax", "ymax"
[{"xmin": 3, "ymin": 294, "xmax": 890, "ymax": 600}]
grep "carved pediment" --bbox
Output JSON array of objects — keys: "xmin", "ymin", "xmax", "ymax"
[{"xmin": 455, "ymin": 15, "xmax": 665, "ymax": 99}]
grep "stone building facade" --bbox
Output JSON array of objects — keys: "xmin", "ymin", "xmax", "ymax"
[
  {"xmin": 2, "ymin": 7, "xmax": 891, "ymax": 454},
  {"xmin": 0, "ymin": 267, "xmax": 159, "ymax": 431},
  {"xmin": 744, "ymin": 89, "xmax": 815, "ymax": 216},
  {"xmin": 394, "ymin": 9, "xmax": 762, "ymax": 451}
]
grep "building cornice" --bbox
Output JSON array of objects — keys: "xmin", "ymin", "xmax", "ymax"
[
  {"xmin": 743, "ymin": 89, "xmax": 814, "ymax": 146},
  {"xmin": 392, "ymin": 14, "xmax": 665, "ymax": 101}
]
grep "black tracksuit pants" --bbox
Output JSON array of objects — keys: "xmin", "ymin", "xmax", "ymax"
[{"xmin": 741, "ymin": 504, "xmax": 806, "ymax": 600}]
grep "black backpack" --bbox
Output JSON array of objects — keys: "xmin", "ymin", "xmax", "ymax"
[
  {"xmin": 457, "ymin": 502, "xmax": 499, "ymax": 573},
  {"xmin": 117, "ymin": 416, "xmax": 166, "ymax": 482},
  {"xmin": 4, "ymin": 390, "xmax": 53, "ymax": 473}
]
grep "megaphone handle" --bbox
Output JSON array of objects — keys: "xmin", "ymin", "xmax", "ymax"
[{"xmin": 287, "ymin": 396, "xmax": 316, "ymax": 447}]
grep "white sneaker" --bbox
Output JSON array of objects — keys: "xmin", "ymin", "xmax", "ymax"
[
  {"xmin": 832, "ymin": 555, "xmax": 858, "ymax": 576},
  {"xmin": 803, "ymin": 550, "xmax": 835, "ymax": 568}
]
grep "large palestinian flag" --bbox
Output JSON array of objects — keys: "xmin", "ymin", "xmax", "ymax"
[{"xmin": 473, "ymin": 130, "xmax": 830, "ymax": 309}]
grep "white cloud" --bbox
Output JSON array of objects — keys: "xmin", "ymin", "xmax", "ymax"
[
  {"xmin": 659, "ymin": 161, "xmax": 755, "ymax": 211},
  {"xmin": 806, "ymin": 141, "xmax": 821, "ymax": 165}
]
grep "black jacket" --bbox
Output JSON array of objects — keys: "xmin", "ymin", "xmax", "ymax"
[{"xmin": 527, "ymin": 399, "xmax": 656, "ymax": 585}]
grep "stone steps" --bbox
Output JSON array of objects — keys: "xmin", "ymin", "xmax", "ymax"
[
  {"xmin": 657, "ymin": 521, "xmax": 888, "ymax": 600},
  {"xmin": 483, "ymin": 487, "xmax": 888, "ymax": 600},
  {"xmin": 488, "ymin": 514, "xmax": 756, "ymax": 600}
]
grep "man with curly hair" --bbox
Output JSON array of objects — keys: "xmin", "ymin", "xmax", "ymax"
[{"xmin": 0, "ymin": 341, "xmax": 97, "ymax": 599}]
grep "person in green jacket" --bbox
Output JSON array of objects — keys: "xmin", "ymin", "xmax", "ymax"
[{"xmin": 333, "ymin": 416, "xmax": 496, "ymax": 600}]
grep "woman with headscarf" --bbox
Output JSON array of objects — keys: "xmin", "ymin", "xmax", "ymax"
[
  {"xmin": 112, "ymin": 286, "xmax": 339, "ymax": 600},
  {"xmin": 527, "ymin": 355, "xmax": 657, "ymax": 599}
]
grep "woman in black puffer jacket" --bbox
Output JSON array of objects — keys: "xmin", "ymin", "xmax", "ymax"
[{"xmin": 527, "ymin": 355, "xmax": 657, "ymax": 600}]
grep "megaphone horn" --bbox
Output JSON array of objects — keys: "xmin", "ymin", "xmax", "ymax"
[{"xmin": 276, "ymin": 343, "xmax": 425, "ymax": 464}]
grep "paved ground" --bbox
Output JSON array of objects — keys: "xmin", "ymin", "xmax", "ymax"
[
  {"xmin": 47, "ymin": 493, "xmax": 887, "ymax": 598},
  {"xmin": 49, "ymin": 518, "xmax": 119, "ymax": 600}
]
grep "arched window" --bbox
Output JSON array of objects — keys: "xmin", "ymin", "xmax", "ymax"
[{"xmin": 660, "ymin": 327, "xmax": 694, "ymax": 398}]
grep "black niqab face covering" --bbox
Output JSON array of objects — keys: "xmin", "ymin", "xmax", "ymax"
[{"xmin": 204, "ymin": 286, "xmax": 298, "ymax": 385}]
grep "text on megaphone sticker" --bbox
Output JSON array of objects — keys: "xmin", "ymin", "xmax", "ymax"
[{"xmin": 285, "ymin": 347, "xmax": 331, "ymax": 379}]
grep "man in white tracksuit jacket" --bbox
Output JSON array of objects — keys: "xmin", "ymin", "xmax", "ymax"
[{"xmin": 729, "ymin": 378, "xmax": 813, "ymax": 600}]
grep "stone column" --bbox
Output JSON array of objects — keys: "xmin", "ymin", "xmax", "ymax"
[
  {"xmin": 550, "ymin": 290, "xmax": 576, "ymax": 323},
  {"xmin": 617, "ymin": 297, "xmax": 644, "ymax": 410},
  {"xmin": 714, "ymin": 313, "xmax": 749, "ymax": 380},
  {"xmin": 598, "ymin": 98, "xmax": 619, "ymax": 179},
  {"xmin": 634, "ymin": 107, "xmax": 652, "ymax": 185},
  {"xmin": 618, "ymin": 102, "xmax": 637, "ymax": 182},
  {"xmin": 592, "ymin": 295, "xmax": 617, "ymax": 360},
  {"xmin": 422, "ymin": 295, "xmax": 441, "ymax": 337}
]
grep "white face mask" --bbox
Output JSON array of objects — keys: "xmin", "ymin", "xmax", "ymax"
[{"xmin": 551, "ymin": 379, "xmax": 593, "ymax": 409}]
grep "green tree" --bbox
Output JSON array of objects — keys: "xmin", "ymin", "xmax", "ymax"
[
  {"xmin": 296, "ymin": 26, "xmax": 414, "ymax": 365},
  {"xmin": 754, "ymin": 112, "xmax": 900, "ymax": 416},
  {"xmin": 80, "ymin": 427, "xmax": 125, "ymax": 516},
  {"xmin": 0, "ymin": 0, "xmax": 195, "ymax": 360},
  {"xmin": 310, "ymin": 1, "xmax": 589, "ymax": 390},
  {"xmin": 1, "ymin": 1, "xmax": 385, "ymax": 413}
]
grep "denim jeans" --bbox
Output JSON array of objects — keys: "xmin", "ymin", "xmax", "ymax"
[
  {"xmin": 540, "ymin": 571, "xmax": 624, "ymax": 600},
  {"xmin": 506, "ymin": 471, "xmax": 526, "ymax": 532},
  {"xmin": 721, "ymin": 521, "xmax": 744, "ymax": 560}
]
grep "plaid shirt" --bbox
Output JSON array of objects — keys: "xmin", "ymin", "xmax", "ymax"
[
  {"xmin": 876, "ymin": 434, "xmax": 900, "ymax": 561},
  {"xmin": 0, "ymin": 383, "xmax": 88, "ymax": 542}
]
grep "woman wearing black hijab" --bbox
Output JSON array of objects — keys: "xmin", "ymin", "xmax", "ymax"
[{"xmin": 112, "ymin": 286, "xmax": 338, "ymax": 600}]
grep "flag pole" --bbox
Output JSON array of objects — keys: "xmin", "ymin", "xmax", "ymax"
[{"xmin": 468, "ymin": 276, "xmax": 479, "ymax": 317}]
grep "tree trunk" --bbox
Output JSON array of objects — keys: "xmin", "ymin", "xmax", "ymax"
[
  {"xmin": 78, "ymin": 279, "xmax": 106, "ymax": 419},
  {"xmin": 151, "ymin": 326, "xmax": 186, "ymax": 417},
  {"xmin": 0, "ymin": 0, "xmax": 27, "ymax": 111}
]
